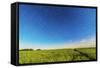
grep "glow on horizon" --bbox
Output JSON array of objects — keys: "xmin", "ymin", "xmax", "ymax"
[{"xmin": 19, "ymin": 37, "xmax": 96, "ymax": 49}]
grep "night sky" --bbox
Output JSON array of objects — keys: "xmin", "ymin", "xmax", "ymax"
[{"xmin": 19, "ymin": 4, "xmax": 96, "ymax": 49}]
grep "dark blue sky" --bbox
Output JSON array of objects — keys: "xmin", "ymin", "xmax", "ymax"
[{"xmin": 19, "ymin": 4, "xmax": 96, "ymax": 48}]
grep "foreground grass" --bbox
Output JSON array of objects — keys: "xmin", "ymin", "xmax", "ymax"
[{"xmin": 19, "ymin": 47, "xmax": 96, "ymax": 64}]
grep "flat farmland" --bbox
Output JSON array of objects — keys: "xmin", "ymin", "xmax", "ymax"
[{"xmin": 19, "ymin": 47, "xmax": 96, "ymax": 64}]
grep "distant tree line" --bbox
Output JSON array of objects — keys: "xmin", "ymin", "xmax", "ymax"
[
  {"xmin": 19, "ymin": 49, "xmax": 41, "ymax": 51},
  {"xmin": 20, "ymin": 49, "xmax": 33, "ymax": 51}
]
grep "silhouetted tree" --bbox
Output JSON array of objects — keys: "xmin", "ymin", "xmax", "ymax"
[{"xmin": 36, "ymin": 49, "xmax": 41, "ymax": 51}]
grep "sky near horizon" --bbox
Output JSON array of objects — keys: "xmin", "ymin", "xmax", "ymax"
[{"xmin": 19, "ymin": 4, "xmax": 96, "ymax": 49}]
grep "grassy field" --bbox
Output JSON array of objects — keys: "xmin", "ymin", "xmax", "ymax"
[{"xmin": 19, "ymin": 47, "xmax": 96, "ymax": 64}]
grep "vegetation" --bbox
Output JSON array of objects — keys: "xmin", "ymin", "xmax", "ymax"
[
  {"xmin": 19, "ymin": 47, "xmax": 96, "ymax": 64},
  {"xmin": 19, "ymin": 49, "xmax": 33, "ymax": 51}
]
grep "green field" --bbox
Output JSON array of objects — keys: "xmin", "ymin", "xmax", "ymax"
[{"xmin": 19, "ymin": 47, "xmax": 96, "ymax": 64}]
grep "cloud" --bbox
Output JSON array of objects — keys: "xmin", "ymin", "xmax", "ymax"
[
  {"xmin": 79, "ymin": 36, "xmax": 95, "ymax": 43},
  {"xmin": 63, "ymin": 36, "xmax": 96, "ymax": 48}
]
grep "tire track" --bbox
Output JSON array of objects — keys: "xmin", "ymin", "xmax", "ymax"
[{"xmin": 74, "ymin": 49, "xmax": 95, "ymax": 60}]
